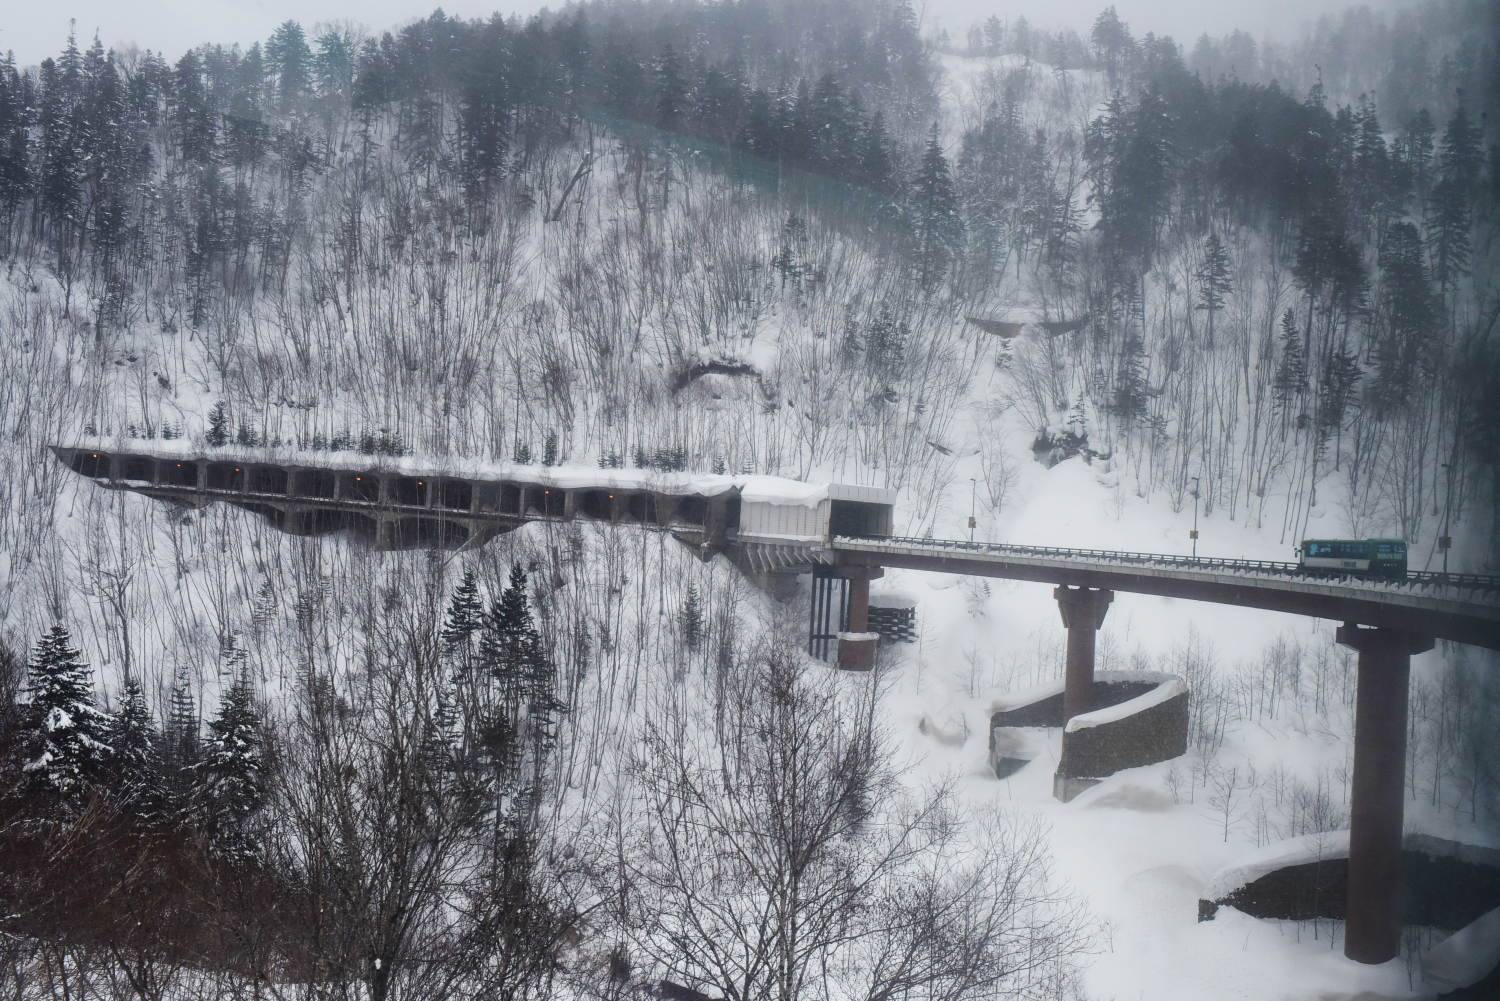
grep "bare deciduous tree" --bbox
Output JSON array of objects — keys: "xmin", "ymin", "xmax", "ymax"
[{"xmin": 605, "ymin": 630, "xmax": 1093, "ymax": 1001}]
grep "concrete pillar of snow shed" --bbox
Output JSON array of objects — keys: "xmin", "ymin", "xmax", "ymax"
[
  {"xmin": 836, "ymin": 566, "xmax": 884, "ymax": 672},
  {"xmin": 1336, "ymin": 623, "xmax": 1432, "ymax": 965}
]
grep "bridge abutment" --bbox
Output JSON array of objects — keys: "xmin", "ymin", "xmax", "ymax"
[{"xmin": 1336, "ymin": 623, "xmax": 1433, "ymax": 965}]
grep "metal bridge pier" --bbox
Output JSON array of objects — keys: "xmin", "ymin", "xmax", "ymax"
[
  {"xmin": 1054, "ymin": 586, "xmax": 1113, "ymax": 801},
  {"xmin": 1336, "ymin": 624, "xmax": 1433, "ymax": 964},
  {"xmin": 836, "ymin": 566, "xmax": 883, "ymax": 671}
]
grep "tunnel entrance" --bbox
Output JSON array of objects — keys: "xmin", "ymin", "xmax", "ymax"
[{"xmin": 829, "ymin": 500, "xmax": 891, "ymax": 538}]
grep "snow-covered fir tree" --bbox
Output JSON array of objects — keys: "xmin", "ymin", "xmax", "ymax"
[
  {"xmin": 21, "ymin": 624, "xmax": 111, "ymax": 806},
  {"xmin": 195, "ymin": 675, "xmax": 263, "ymax": 855},
  {"xmin": 106, "ymin": 677, "xmax": 162, "ymax": 815},
  {"xmin": 479, "ymin": 564, "xmax": 565, "ymax": 818},
  {"xmin": 162, "ymin": 666, "xmax": 200, "ymax": 816},
  {"xmin": 681, "ymin": 582, "xmax": 704, "ymax": 653},
  {"xmin": 441, "ymin": 567, "xmax": 484, "ymax": 661}
]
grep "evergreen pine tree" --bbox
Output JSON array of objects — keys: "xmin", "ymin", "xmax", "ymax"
[
  {"xmin": 1351, "ymin": 96, "xmax": 1391, "ymax": 231},
  {"xmin": 1438, "ymin": 98, "xmax": 1483, "ymax": 197},
  {"xmin": 1091, "ymin": 6, "xmax": 1135, "ymax": 83},
  {"xmin": 419, "ymin": 685, "xmax": 459, "ymax": 776},
  {"xmin": 477, "ymin": 563, "xmax": 566, "ymax": 818},
  {"xmin": 21, "ymin": 624, "xmax": 111, "ymax": 805},
  {"xmin": 1194, "ymin": 233, "xmax": 1234, "ymax": 347},
  {"xmin": 1401, "ymin": 109, "xmax": 1435, "ymax": 198},
  {"xmin": 0, "ymin": 57, "xmax": 29, "ymax": 217},
  {"xmin": 913, "ymin": 123, "xmax": 962, "ymax": 291},
  {"xmin": 1429, "ymin": 175, "xmax": 1470, "ymax": 297},
  {"xmin": 1111, "ymin": 332, "xmax": 1150, "ymax": 427},
  {"xmin": 859, "ymin": 111, "xmax": 896, "ymax": 197},
  {"xmin": 266, "ymin": 20, "xmax": 314, "ymax": 119},
  {"xmin": 444, "ymin": 568, "xmax": 484, "ymax": 642},
  {"xmin": 442, "ymin": 568, "xmax": 485, "ymax": 664},
  {"xmin": 162, "ymin": 668, "xmax": 200, "ymax": 815},
  {"xmin": 681, "ymin": 583, "xmax": 704, "ymax": 653},
  {"xmin": 655, "ymin": 44, "xmax": 688, "ymax": 130},
  {"xmin": 1372, "ymin": 221, "xmax": 1438, "ymax": 412},
  {"xmin": 481, "ymin": 564, "xmax": 541, "ymax": 714},
  {"xmin": 196, "ymin": 676, "xmax": 263, "ymax": 856},
  {"xmin": 1317, "ymin": 340, "xmax": 1362, "ymax": 453},
  {"xmin": 1066, "ymin": 392, "xmax": 1089, "ymax": 447},
  {"xmin": 106, "ymin": 678, "xmax": 162, "ymax": 815},
  {"xmin": 1273, "ymin": 309, "xmax": 1307, "ymax": 419}
]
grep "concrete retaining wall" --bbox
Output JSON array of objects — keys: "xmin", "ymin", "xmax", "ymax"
[
  {"xmin": 988, "ymin": 672, "xmax": 1187, "ymax": 781},
  {"xmin": 1198, "ymin": 836, "xmax": 1500, "ymax": 931},
  {"xmin": 1056, "ymin": 686, "xmax": 1188, "ymax": 780}
]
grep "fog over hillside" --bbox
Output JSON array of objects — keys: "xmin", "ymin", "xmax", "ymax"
[{"xmin": 0, "ymin": 0, "xmax": 1495, "ymax": 997}]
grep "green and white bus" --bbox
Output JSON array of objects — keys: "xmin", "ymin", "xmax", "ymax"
[{"xmin": 1297, "ymin": 538, "xmax": 1408, "ymax": 577}]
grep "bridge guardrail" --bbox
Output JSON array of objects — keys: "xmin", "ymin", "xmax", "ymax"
[{"xmin": 831, "ymin": 536, "xmax": 1500, "ymax": 594}]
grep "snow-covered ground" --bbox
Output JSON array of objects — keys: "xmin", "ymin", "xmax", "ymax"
[
  {"xmin": 837, "ymin": 419, "xmax": 1495, "ymax": 1000},
  {"xmin": 1, "ymin": 36, "xmax": 1494, "ymax": 1001},
  {"xmin": 24, "ymin": 278, "xmax": 1496, "ymax": 1000}
]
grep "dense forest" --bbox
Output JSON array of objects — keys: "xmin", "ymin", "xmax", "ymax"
[
  {"xmin": 0, "ymin": 0, "xmax": 1495, "ymax": 550},
  {"xmin": 0, "ymin": 0, "xmax": 1497, "ymax": 996}
]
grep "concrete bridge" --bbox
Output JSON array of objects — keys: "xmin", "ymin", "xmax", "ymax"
[{"xmin": 51, "ymin": 442, "xmax": 1500, "ymax": 966}]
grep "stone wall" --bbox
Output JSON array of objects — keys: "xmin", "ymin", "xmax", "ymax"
[
  {"xmin": 1056, "ymin": 687, "xmax": 1189, "ymax": 781},
  {"xmin": 989, "ymin": 673, "xmax": 1187, "ymax": 781},
  {"xmin": 990, "ymin": 678, "xmax": 1162, "ymax": 729},
  {"xmin": 1199, "ymin": 841, "xmax": 1500, "ymax": 931}
]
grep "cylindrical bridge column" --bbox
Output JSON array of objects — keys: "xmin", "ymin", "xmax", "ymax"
[
  {"xmin": 836, "ymin": 565, "xmax": 884, "ymax": 672},
  {"xmin": 1055, "ymin": 586, "xmax": 1113, "ymax": 727},
  {"xmin": 1336, "ymin": 623, "xmax": 1432, "ymax": 965}
]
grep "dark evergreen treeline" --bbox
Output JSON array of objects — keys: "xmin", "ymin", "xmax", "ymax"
[
  {"xmin": 0, "ymin": 564, "xmax": 575, "ymax": 996},
  {"xmin": 1067, "ymin": 17, "xmax": 1495, "ymax": 442},
  {"xmin": 0, "ymin": 0, "xmax": 931, "ymax": 242},
  {"xmin": 2, "ymin": 0, "xmax": 1490, "ymax": 328}
]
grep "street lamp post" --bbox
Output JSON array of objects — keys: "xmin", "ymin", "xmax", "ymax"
[
  {"xmin": 1190, "ymin": 476, "xmax": 1200, "ymax": 559},
  {"xmin": 1440, "ymin": 462, "xmax": 1453, "ymax": 576},
  {"xmin": 969, "ymin": 477, "xmax": 978, "ymax": 543}
]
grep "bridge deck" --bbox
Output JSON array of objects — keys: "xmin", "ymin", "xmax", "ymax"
[{"xmin": 830, "ymin": 536, "xmax": 1500, "ymax": 650}]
